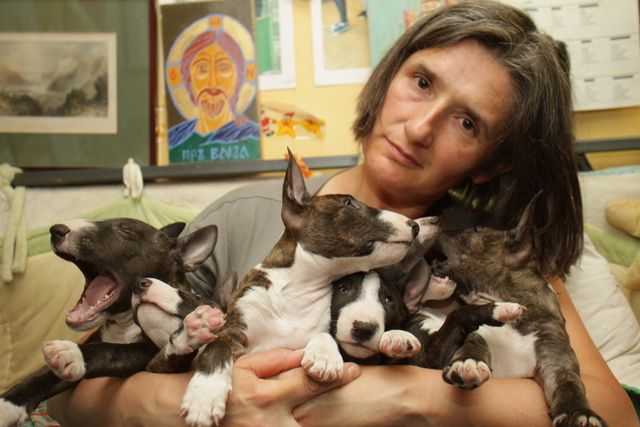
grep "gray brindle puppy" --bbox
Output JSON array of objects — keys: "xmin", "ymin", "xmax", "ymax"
[{"xmin": 430, "ymin": 202, "xmax": 606, "ymax": 427}]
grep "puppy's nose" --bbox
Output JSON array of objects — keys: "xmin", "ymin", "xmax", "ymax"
[
  {"xmin": 407, "ymin": 220, "xmax": 419, "ymax": 238},
  {"xmin": 351, "ymin": 320, "xmax": 378, "ymax": 343},
  {"xmin": 50, "ymin": 224, "xmax": 70, "ymax": 243}
]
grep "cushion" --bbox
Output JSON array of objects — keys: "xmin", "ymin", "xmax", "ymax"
[
  {"xmin": 606, "ymin": 198, "xmax": 640, "ymax": 238},
  {"xmin": 566, "ymin": 234, "xmax": 640, "ymax": 388},
  {"xmin": 0, "ymin": 252, "xmax": 85, "ymax": 393}
]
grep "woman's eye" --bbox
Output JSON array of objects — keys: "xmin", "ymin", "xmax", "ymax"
[
  {"xmin": 461, "ymin": 118, "xmax": 476, "ymax": 132},
  {"xmin": 338, "ymin": 284, "xmax": 349, "ymax": 293},
  {"xmin": 415, "ymin": 76, "xmax": 430, "ymax": 90}
]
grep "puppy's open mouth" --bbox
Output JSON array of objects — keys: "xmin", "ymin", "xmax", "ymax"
[{"xmin": 66, "ymin": 265, "xmax": 121, "ymax": 329}]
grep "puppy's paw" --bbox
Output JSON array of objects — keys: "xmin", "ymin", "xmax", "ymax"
[
  {"xmin": 0, "ymin": 398, "xmax": 28, "ymax": 427},
  {"xmin": 443, "ymin": 358, "xmax": 491, "ymax": 389},
  {"xmin": 181, "ymin": 371, "xmax": 231, "ymax": 427},
  {"xmin": 302, "ymin": 334, "xmax": 344, "ymax": 383},
  {"xmin": 551, "ymin": 407, "xmax": 607, "ymax": 427},
  {"xmin": 492, "ymin": 302, "xmax": 526, "ymax": 323},
  {"xmin": 379, "ymin": 330, "xmax": 421, "ymax": 359},
  {"xmin": 170, "ymin": 305, "xmax": 225, "ymax": 356},
  {"xmin": 42, "ymin": 340, "xmax": 86, "ymax": 381}
]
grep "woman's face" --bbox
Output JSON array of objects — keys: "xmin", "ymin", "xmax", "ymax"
[{"xmin": 362, "ymin": 39, "xmax": 513, "ymax": 204}]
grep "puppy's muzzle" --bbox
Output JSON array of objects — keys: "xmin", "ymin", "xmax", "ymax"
[{"xmin": 50, "ymin": 224, "xmax": 71, "ymax": 245}]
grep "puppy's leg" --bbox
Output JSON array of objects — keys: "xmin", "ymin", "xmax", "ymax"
[
  {"xmin": 415, "ymin": 302, "xmax": 523, "ymax": 370},
  {"xmin": 534, "ymin": 332, "xmax": 607, "ymax": 427},
  {"xmin": 147, "ymin": 305, "xmax": 225, "ymax": 373},
  {"xmin": 181, "ymin": 329, "xmax": 245, "ymax": 427},
  {"xmin": 379, "ymin": 330, "xmax": 421, "ymax": 359},
  {"xmin": 0, "ymin": 366, "xmax": 74, "ymax": 425},
  {"xmin": 302, "ymin": 333, "xmax": 344, "ymax": 382}
]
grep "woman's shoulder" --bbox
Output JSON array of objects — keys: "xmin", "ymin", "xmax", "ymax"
[{"xmin": 185, "ymin": 173, "xmax": 332, "ymax": 231}]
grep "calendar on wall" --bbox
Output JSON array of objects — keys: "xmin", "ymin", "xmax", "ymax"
[{"xmin": 503, "ymin": 0, "xmax": 640, "ymax": 111}]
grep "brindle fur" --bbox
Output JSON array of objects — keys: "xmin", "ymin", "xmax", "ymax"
[{"xmin": 431, "ymin": 203, "xmax": 606, "ymax": 427}]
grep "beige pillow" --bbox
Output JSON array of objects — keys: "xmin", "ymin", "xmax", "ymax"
[
  {"xmin": 606, "ymin": 198, "xmax": 640, "ymax": 238},
  {"xmin": 0, "ymin": 252, "xmax": 85, "ymax": 393}
]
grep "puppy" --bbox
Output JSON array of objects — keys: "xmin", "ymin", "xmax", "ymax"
[
  {"xmin": 0, "ymin": 218, "xmax": 223, "ymax": 426},
  {"xmin": 150, "ymin": 150, "xmax": 419, "ymax": 427},
  {"xmin": 428, "ymin": 202, "xmax": 606, "ymax": 427},
  {"xmin": 330, "ymin": 216, "xmax": 452, "ymax": 363}
]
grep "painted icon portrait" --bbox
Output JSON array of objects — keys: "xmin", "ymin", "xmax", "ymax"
[{"xmin": 165, "ymin": 12, "xmax": 260, "ymax": 164}]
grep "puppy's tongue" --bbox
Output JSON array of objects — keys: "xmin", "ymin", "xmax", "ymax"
[{"xmin": 67, "ymin": 275, "xmax": 118, "ymax": 324}]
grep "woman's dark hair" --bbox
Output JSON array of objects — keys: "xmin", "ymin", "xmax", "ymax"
[{"xmin": 353, "ymin": 0, "xmax": 582, "ymax": 277}]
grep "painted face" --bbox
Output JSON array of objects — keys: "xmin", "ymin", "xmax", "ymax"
[
  {"xmin": 190, "ymin": 42, "xmax": 238, "ymax": 130},
  {"xmin": 362, "ymin": 39, "xmax": 513, "ymax": 205}
]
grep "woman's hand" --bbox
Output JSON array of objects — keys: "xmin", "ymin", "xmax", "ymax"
[{"xmin": 221, "ymin": 348, "xmax": 360, "ymax": 427}]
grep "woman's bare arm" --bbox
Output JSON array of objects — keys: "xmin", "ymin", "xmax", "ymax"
[
  {"xmin": 292, "ymin": 279, "xmax": 639, "ymax": 427},
  {"xmin": 47, "ymin": 348, "xmax": 361, "ymax": 427}
]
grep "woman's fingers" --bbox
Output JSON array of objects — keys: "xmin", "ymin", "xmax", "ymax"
[{"xmin": 234, "ymin": 348, "xmax": 303, "ymax": 378}]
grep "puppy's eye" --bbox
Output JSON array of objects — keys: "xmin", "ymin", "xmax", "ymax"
[{"xmin": 384, "ymin": 294, "xmax": 394, "ymax": 304}]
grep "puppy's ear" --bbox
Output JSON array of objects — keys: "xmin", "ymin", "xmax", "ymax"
[
  {"xmin": 177, "ymin": 224, "xmax": 218, "ymax": 272},
  {"xmin": 161, "ymin": 222, "xmax": 187, "ymax": 237},
  {"xmin": 401, "ymin": 262, "xmax": 432, "ymax": 311},
  {"xmin": 502, "ymin": 195, "xmax": 539, "ymax": 268},
  {"xmin": 503, "ymin": 232, "xmax": 532, "ymax": 268},
  {"xmin": 282, "ymin": 148, "xmax": 310, "ymax": 231}
]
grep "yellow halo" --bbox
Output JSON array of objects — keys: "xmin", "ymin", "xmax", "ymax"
[{"xmin": 165, "ymin": 14, "xmax": 257, "ymax": 121}]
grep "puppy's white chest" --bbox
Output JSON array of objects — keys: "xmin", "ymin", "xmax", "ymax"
[
  {"xmin": 478, "ymin": 324, "xmax": 538, "ymax": 378},
  {"xmin": 237, "ymin": 283, "xmax": 332, "ymax": 353}
]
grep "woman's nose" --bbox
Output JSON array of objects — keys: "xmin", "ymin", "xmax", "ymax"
[{"xmin": 405, "ymin": 110, "xmax": 437, "ymax": 148}]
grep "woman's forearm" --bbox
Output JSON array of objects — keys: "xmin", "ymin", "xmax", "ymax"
[
  {"xmin": 294, "ymin": 364, "xmax": 552, "ymax": 427},
  {"xmin": 47, "ymin": 372, "xmax": 191, "ymax": 427}
]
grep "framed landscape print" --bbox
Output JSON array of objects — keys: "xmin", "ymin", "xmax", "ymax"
[{"xmin": 0, "ymin": 0, "xmax": 154, "ymax": 168}]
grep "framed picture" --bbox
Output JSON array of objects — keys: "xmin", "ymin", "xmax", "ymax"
[
  {"xmin": 0, "ymin": 0, "xmax": 155, "ymax": 168},
  {"xmin": 310, "ymin": 0, "xmax": 370, "ymax": 86},
  {"xmin": 255, "ymin": 0, "xmax": 296, "ymax": 90},
  {"xmin": 160, "ymin": 0, "xmax": 261, "ymax": 164}
]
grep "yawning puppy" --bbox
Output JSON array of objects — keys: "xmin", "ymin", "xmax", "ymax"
[{"xmin": 0, "ymin": 219, "xmax": 222, "ymax": 426}]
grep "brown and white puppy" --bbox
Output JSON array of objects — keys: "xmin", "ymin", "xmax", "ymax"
[
  {"xmin": 426, "ymin": 203, "xmax": 606, "ymax": 427},
  {"xmin": 0, "ymin": 219, "xmax": 222, "ymax": 427},
  {"xmin": 160, "ymin": 150, "xmax": 419, "ymax": 427}
]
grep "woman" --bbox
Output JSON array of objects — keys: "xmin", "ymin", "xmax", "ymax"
[{"xmin": 48, "ymin": 2, "xmax": 638, "ymax": 426}]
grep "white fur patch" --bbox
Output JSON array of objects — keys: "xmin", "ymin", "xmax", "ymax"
[
  {"xmin": 0, "ymin": 398, "xmax": 28, "ymax": 426},
  {"xmin": 181, "ymin": 366, "xmax": 233, "ymax": 427},
  {"xmin": 132, "ymin": 278, "xmax": 183, "ymax": 314},
  {"xmin": 302, "ymin": 332, "xmax": 344, "ymax": 382},
  {"xmin": 478, "ymin": 324, "xmax": 538, "ymax": 378},
  {"xmin": 418, "ymin": 309, "xmax": 447, "ymax": 334},
  {"xmin": 136, "ymin": 304, "xmax": 182, "ymax": 348},
  {"xmin": 42, "ymin": 340, "xmax": 85, "ymax": 381},
  {"xmin": 238, "ymin": 266, "xmax": 333, "ymax": 353},
  {"xmin": 100, "ymin": 311, "xmax": 141, "ymax": 344}
]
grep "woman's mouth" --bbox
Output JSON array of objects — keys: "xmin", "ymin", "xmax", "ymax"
[{"xmin": 386, "ymin": 140, "xmax": 422, "ymax": 168}]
